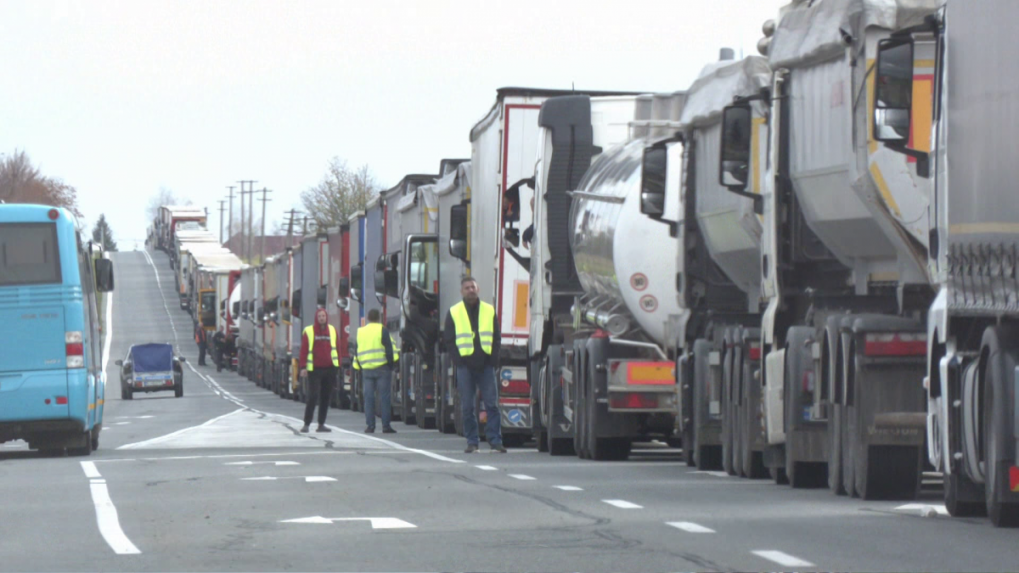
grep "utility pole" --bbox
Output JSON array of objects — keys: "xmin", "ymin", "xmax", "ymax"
[
  {"xmin": 226, "ymin": 185, "xmax": 236, "ymax": 249},
  {"xmin": 217, "ymin": 200, "xmax": 226, "ymax": 244},
  {"xmin": 284, "ymin": 209, "xmax": 299, "ymax": 248},
  {"xmin": 241, "ymin": 180, "xmax": 257, "ymax": 264},
  {"xmin": 258, "ymin": 188, "xmax": 271, "ymax": 264},
  {"xmin": 238, "ymin": 182, "xmax": 247, "ymax": 260}
]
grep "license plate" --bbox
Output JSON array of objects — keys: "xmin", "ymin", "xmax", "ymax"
[{"xmin": 145, "ymin": 380, "xmax": 168, "ymax": 387}]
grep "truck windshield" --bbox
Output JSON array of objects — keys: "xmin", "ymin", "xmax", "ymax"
[{"xmin": 0, "ymin": 223, "xmax": 62, "ymax": 287}]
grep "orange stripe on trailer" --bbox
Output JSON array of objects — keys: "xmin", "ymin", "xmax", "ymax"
[
  {"xmin": 513, "ymin": 281, "xmax": 529, "ymax": 330},
  {"xmin": 627, "ymin": 362, "xmax": 674, "ymax": 385},
  {"xmin": 1010, "ymin": 466, "xmax": 1019, "ymax": 493}
]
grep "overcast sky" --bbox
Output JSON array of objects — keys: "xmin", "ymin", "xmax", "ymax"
[{"xmin": 1, "ymin": 0, "xmax": 786, "ymax": 247}]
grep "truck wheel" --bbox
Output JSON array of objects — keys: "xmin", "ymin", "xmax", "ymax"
[
  {"xmin": 693, "ymin": 339, "xmax": 721, "ymax": 470},
  {"xmin": 721, "ymin": 341, "xmax": 736, "ymax": 476},
  {"xmin": 732, "ymin": 344, "xmax": 745, "ymax": 477},
  {"xmin": 91, "ymin": 426, "xmax": 100, "ymax": 451},
  {"xmin": 586, "ymin": 339, "xmax": 630, "ymax": 462},
  {"xmin": 828, "ymin": 403, "xmax": 846, "ymax": 495},
  {"xmin": 740, "ymin": 357, "xmax": 766, "ymax": 478},
  {"xmin": 572, "ymin": 345, "xmax": 589, "ymax": 459},
  {"xmin": 546, "ymin": 349, "xmax": 575, "ymax": 457},
  {"xmin": 944, "ymin": 471, "xmax": 986, "ymax": 517},
  {"xmin": 981, "ymin": 326, "xmax": 1019, "ymax": 527},
  {"xmin": 784, "ymin": 327, "xmax": 826, "ymax": 489},
  {"xmin": 438, "ymin": 355, "xmax": 455, "ymax": 433},
  {"xmin": 416, "ymin": 366, "xmax": 435, "ymax": 430}
]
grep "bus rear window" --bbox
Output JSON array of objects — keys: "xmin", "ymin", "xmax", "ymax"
[{"xmin": 0, "ymin": 223, "xmax": 62, "ymax": 286}]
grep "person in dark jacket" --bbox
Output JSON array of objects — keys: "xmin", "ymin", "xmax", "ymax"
[
  {"xmin": 443, "ymin": 276, "xmax": 505, "ymax": 454},
  {"xmin": 194, "ymin": 322, "xmax": 207, "ymax": 366},
  {"xmin": 212, "ymin": 330, "xmax": 226, "ymax": 372}
]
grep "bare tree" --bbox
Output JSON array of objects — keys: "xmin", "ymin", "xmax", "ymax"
[
  {"xmin": 0, "ymin": 150, "xmax": 83, "ymax": 218},
  {"xmin": 301, "ymin": 158, "xmax": 379, "ymax": 231},
  {"xmin": 146, "ymin": 187, "xmax": 192, "ymax": 222}
]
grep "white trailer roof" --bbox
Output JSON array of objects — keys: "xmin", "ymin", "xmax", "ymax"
[
  {"xmin": 420, "ymin": 162, "xmax": 471, "ymax": 223},
  {"xmin": 192, "ymin": 251, "xmax": 245, "ymax": 269},
  {"xmin": 680, "ymin": 57, "xmax": 771, "ymax": 127},
  {"xmin": 770, "ymin": 0, "xmax": 944, "ymax": 68}
]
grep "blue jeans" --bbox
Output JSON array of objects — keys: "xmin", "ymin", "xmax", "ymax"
[
  {"xmin": 457, "ymin": 365, "xmax": 501, "ymax": 446},
  {"xmin": 362, "ymin": 367, "xmax": 392, "ymax": 430}
]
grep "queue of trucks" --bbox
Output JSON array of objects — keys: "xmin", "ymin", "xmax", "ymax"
[{"xmin": 147, "ymin": 0, "xmax": 1019, "ymax": 527}]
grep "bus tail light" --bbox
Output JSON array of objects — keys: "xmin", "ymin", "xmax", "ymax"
[{"xmin": 66, "ymin": 331, "xmax": 85, "ymax": 368}]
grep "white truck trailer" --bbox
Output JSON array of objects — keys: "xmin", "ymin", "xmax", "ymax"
[{"xmin": 874, "ymin": 0, "xmax": 1019, "ymax": 526}]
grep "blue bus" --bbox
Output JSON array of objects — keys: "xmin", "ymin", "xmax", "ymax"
[{"xmin": 0, "ymin": 204, "xmax": 114, "ymax": 456}]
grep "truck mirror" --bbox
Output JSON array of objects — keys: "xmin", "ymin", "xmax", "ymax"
[
  {"xmin": 338, "ymin": 277, "xmax": 350, "ymax": 298},
  {"xmin": 374, "ymin": 269, "xmax": 387, "ymax": 297},
  {"xmin": 317, "ymin": 285, "xmax": 327, "ymax": 306},
  {"xmin": 94, "ymin": 258, "xmax": 115, "ymax": 292},
  {"xmin": 640, "ymin": 146, "xmax": 667, "ymax": 217},
  {"xmin": 232, "ymin": 301, "xmax": 240, "ymax": 316},
  {"xmin": 874, "ymin": 38, "xmax": 913, "ymax": 143},
  {"xmin": 385, "ymin": 269, "xmax": 399, "ymax": 298},
  {"xmin": 291, "ymin": 290, "xmax": 302, "ymax": 318},
  {"xmin": 350, "ymin": 264, "xmax": 363, "ymax": 303},
  {"xmin": 720, "ymin": 105, "xmax": 752, "ymax": 190},
  {"xmin": 449, "ymin": 204, "xmax": 468, "ymax": 261}
]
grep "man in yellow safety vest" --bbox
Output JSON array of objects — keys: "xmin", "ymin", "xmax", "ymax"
[
  {"xmin": 353, "ymin": 308, "xmax": 397, "ymax": 434},
  {"xmin": 443, "ymin": 276, "xmax": 505, "ymax": 454},
  {"xmin": 299, "ymin": 307, "xmax": 339, "ymax": 433}
]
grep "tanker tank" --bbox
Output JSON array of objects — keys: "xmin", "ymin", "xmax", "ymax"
[{"xmin": 570, "ymin": 138, "xmax": 682, "ymax": 346}]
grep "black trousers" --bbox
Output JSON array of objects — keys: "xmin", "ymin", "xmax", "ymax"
[
  {"xmin": 197, "ymin": 343, "xmax": 206, "ymax": 365},
  {"xmin": 303, "ymin": 367, "xmax": 337, "ymax": 426}
]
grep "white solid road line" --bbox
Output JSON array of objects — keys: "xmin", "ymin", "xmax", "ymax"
[
  {"xmin": 241, "ymin": 476, "xmax": 336, "ymax": 482},
  {"xmin": 226, "ymin": 460, "xmax": 301, "ymax": 466},
  {"xmin": 553, "ymin": 486, "xmax": 583, "ymax": 491},
  {"xmin": 88, "ymin": 482, "xmax": 141, "ymax": 555},
  {"xmin": 80, "ymin": 461, "xmax": 102, "ymax": 479},
  {"xmin": 116, "ymin": 408, "xmax": 245, "ymax": 450},
  {"xmin": 667, "ymin": 521, "xmax": 716, "ymax": 533},
  {"xmin": 602, "ymin": 499, "xmax": 643, "ymax": 509},
  {"xmin": 691, "ymin": 470, "xmax": 731, "ymax": 478},
  {"xmin": 509, "ymin": 474, "xmax": 536, "ymax": 481},
  {"xmin": 475, "ymin": 465, "xmax": 498, "ymax": 471},
  {"xmin": 281, "ymin": 516, "xmax": 417, "ymax": 529},
  {"xmin": 895, "ymin": 503, "xmax": 949, "ymax": 517},
  {"xmin": 752, "ymin": 550, "xmax": 815, "ymax": 568}
]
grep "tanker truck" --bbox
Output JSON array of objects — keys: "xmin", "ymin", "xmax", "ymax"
[
  {"xmin": 528, "ymin": 93, "xmax": 684, "ymax": 460},
  {"xmin": 639, "ymin": 53, "xmax": 772, "ymax": 475},
  {"xmin": 873, "ymin": 1, "xmax": 1019, "ymax": 526},
  {"xmin": 709, "ymin": 0, "xmax": 941, "ymax": 495}
]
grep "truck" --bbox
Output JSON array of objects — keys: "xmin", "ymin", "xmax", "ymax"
[
  {"xmin": 289, "ymin": 233, "xmax": 327, "ymax": 403},
  {"xmin": 527, "ymin": 93, "xmax": 680, "ymax": 460},
  {"xmin": 873, "ymin": 1, "xmax": 1019, "ymax": 526},
  {"xmin": 635, "ymin": 54, "xmax": 773, "ymax": 474},
  {"xmin": 350, "ymin": 197, "xmax": 390, "ymax": 419},
  {"xmin": 377, "ymin": 173, "xmax": 438, "ymax": 426},
  {"xmin": 346, "ymin": 210, "xmax": 366, "ymax": 411},
  {"xmin": 418, "ymin": 162, "xmax": 473, "ymax": 434},
  {"xmin": 155, "ymin": 206, "xmax": 207, "ymax": 254},
  {"xmin": 703, "ymin": 0, "xmax": 941, "ymax": 494},
  {"xmin": 326, "ymin": 225, "xmax": 352, "ymax": 409},
  {"xmin": 237, "ymin": 266, "xmax": 257, "ymax": 379},
  {"xmin": 177, "ymin": 242, "xmax": 230, "ymax": 311},
  {"xmin": 272, "ymin": 249, "xmax": 295, "ymax": 399}
]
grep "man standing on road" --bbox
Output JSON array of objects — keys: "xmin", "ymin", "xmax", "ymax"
[
  {"xmin": 444, "ymin": 276, "xmax": 506, "ymax": 454},
  {"xmin": 299, "ymin": 308, "xmax": 339, "ymax": 433},
  {"xmin": 212, "ymin": 329, "xmax": 226, "ymax": 372},
  {"xmin": 194, "ymin": 322, "xmax": 207, "ymax": 366},
  {"xmin": 353, "ymin": 309, "xmax": 397, "ymax": 434}
]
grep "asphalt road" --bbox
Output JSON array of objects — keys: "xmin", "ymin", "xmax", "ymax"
[{"xmin": 1, "ymin": 249, "xmax": 1017, "ymax": 573}]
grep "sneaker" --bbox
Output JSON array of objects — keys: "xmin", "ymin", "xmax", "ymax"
[
  {"xmin": 300, "ymin": 425, "xmax": 310, "ymax": 433},
  {"xmin": 464, "ymin": 444, "xmax": 478, "ymax": 454},
  {"xmin": 316, "ymin": 425, "xmax": 332, "ymax": 433},
  {"xmin": 382, "ymin": 427, "xmax": 396, "ymax": 434},
  {"xmin": 491, "ymin": 443, "xmax": 508, "ymax": 454},
  {"xmin": 364, "ymin": 427, "xmax": 375, "ymax": 434}
]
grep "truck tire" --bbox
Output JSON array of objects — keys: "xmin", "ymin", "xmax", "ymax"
[
  {"xmin": 785, "ymin": 326, "xmax": 826, "ymax": 489},
  {"xmin": 416, "ymin": 358, "xmax": 435, "ymax": 430},
  {"xmin": 732, "ymin": 344, "xmax": 745, "ymax": 477},
  {"xmin": 981, "ymin": 326, "xmax": 1019, "ymax": 527},
  {"xmin": 721, "ymin": 339, "xmax": 736, "ymax": 476},
  {"xmin": 437, "ymin": 354, "xmax": 455, "ymax": 433},
  {"xmin": 572, "ymin": 342, "xmax": 589, "ymax": 459},
  {"xmin": 545, "ymin": 348, "xmax": 575, "ymax": 457},
  {"xmin": 944, "ymin": 471, "xmax": 986, "ymax": 517},
  {"xmin": 740, "ymin": 353, "xmax": 766, "ymax": 478},
  {"xmin": 828, "ymin": 402, "xmax": 846, "ymax": 495},
  {"xmin": 586, "ymin": 337, "xmax": 630, "ymax": 461},
  {"xmin": 531, "ymin": 357, "xmax": 548, "ymax": 452},
  {"xmin": 693, "ymin": 339, "xmax": 721, "ymax": 470},
  {"xmin": 401, "ymin": 367, "xmax": 415, "ymax": 426},
  {"xmin": 91, "ymin": 426, "xmax": 100, "ymax": 451}
]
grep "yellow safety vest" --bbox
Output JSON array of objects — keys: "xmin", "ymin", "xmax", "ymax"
[
  {"xmin": 303, "ymin": 324, "xmax": 339, "ymax": 372},
  {"xmin": 450, "ymin": 301, "xmax": 495, "ymax": 356},
  {"xmin": 353, "ymin": 322, "xmax": 398, "ymax": 370}
]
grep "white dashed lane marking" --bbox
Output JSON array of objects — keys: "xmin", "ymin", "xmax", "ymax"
[
  {"xmin": 509, "ymin": 474, "xmax": 536, "ymax": 481},
  {"xmin": 475, "ymin": 465, "xmax": 498, "ymax": 471},
  {"xmin": 753, "ymin": 550, "xmax": 815, "ymax": 568},
  {"xmin": 602, "ymin": 499, "xmax": 643, "ymax": 509},
  {"xmin": 667, "ymin": 521, "xmax": 715, "ymax": 533},
  {"xmin": 553, "ymin": 486, "xmax": 583, "ymax": 491}
]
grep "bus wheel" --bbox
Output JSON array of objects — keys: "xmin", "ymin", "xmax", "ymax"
[{"xmin": 68, "ymin": 430, "xmax": 92, "ymax": 457}]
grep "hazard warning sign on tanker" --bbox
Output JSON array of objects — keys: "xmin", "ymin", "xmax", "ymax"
[
  {"xmin": 639, "ymin": 295, "xmax": 658, "ymax": 312},
  {"xmin": 630, "ymin": 273, "xmax": 648, "ymax": 291}
]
